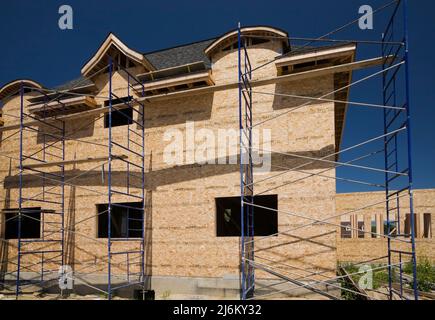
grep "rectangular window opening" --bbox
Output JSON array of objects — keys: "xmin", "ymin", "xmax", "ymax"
[
  {"xmin": 4, "ymin": 207, "xmax": 41, "ymax": 239},
  {"xmin": 104, "ymin": 96, "xmax": 133, "ymax": 128},
  {"xmin": 371, "ymin": 215, "xmax": 378, "ymax": 238},
  {"xmin": 340, "ymin": 219, "xmax": 352, "ymax": 239},
  {"xmin": 404, "ymin": 213, "xmax": 418, "ymax": 237},
  {"xmin": 357, "ymin": 215, "xmax": 365, "ymax": 239},
  {"xmin": 215, "ymin": 195, "xmax": 278, "ymax": 237},
  {"xmin": 97, "ymin": 202, "xmax": 143, "ymax": 238},
  {"xmin": 423, "ymin": 213, "xmax": 432, "ymax": 239}
]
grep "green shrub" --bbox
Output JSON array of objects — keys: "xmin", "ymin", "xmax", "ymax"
[{"xmin": 403, "ymin": 257, "xmax": 435, "ymax": 292}]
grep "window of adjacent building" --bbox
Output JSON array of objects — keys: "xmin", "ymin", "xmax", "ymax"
[
  {"xmin": 371, "ymin": 214, "xmax": 378, "ymax": 238},
  {"xmin": 404, "ymin": 213, "xmax": 418, "ymax": 237},
  {"xmin": 357, "ymin": 215, "xmax": 365, "ymax": 239},
  {"xmin": 423, "ymin": 213, "xmax": 432, "ymax": 239},
  {"xmin": 340, "ymin": 217, "xmax": 352, "ymax": 239},
  {"xmin": 4, "ymin": 207, "xmax": 41, "ymax": 239},
  {"xmin": 97, "ymin": 202, "xmax": 143, "ymax": 238},
  {"xmin": 104, "ymin": 97, "xmax": 133, "ymax": 128},
  {"xmin": 215, "ymin": 195, "xmax": 278, "ymax": 237}
]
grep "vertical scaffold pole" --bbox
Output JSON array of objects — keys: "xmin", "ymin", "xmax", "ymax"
[
  {"xmin": 15, "ymin": 81, "xmax": 24, "ymax": 298},
  {"xmin": 60, "ymin": 119, "xmax": 66, "ymax": 297},
  {"xmin": 237, "ymin": 22, "xmax": 246, "ymax": 300},
  {"xmin": 403, "ymin": 0, "xmax": 418, "ymax": 300},
  {"xmin": 107, "ymin": 57, "xmax": 113, "ymax": 300},
  {"xmin": 141, "ymin": 80, "xmax": 146, "ymax": 294},
  {"xmin": 381, "ymin": 34, "xmax": 393, "ymax": 298}
]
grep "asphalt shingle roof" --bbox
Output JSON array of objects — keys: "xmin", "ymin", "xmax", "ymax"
[
  {"xmin": 54, "ymin": 77, "xmax": 94, "ymax": 91},
  {"xmin": 144, "ymin": 38, "xmax": 215, "ymax": 70},
  {"xmin": 51, "ymin": 38, "xmax": 351, "ymax": 91},
  {"xmin": 52, "ymin": 38, "xmax": 216, "ymax": 90}
]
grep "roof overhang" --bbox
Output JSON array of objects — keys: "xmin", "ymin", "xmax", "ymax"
[
  {"xmin": 205, "ymin": 26, "xmax": 289, "ymax": 57},
  {"xmin": 81, "ymin": 33, "xmax": 155, "ymax": 77},
  {"xmin": 135, "ymin": 69, "xmax": 214, "ymax": 96},
  {"xmin": 275, "ymin": 44, "xmax": 357, "ymax": 70},
  {"xmin": 137, "ymin": 61, "xmax": 207, "ymax": 82},
  {"xmin": 28, "ymin": 83, "xmax": 97, "ymax": 104},
  {"xmin": 28, "ymin": 96, "xmax": 98, "ymax": 118},
  {"xmin": 0, "ymin": 79, "xmax": 43, "ymax": 100}
]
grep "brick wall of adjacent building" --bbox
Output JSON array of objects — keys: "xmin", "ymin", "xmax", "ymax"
[{"xmin": 336, "ymin": 189, "xmax": 435, "ymax": 264}]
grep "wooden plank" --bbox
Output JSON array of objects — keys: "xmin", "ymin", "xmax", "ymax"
[
  {"xmin": 0, "ymin": 101, "xmax": 136, "ymax": 132},
  {"xmin": 0, "ymin": 106, "xmax": 112, "ymax": 132},
  {"xmin": 392, "ymin": 283, "xmax": 435, "ymax": 300},
  {"xmin": 27, "ymin": 96, "xmax": 98, "ymax": 114},
  {"xmin": 255, "ymin": 56, "xmax": 393, "ymax": 87},
  {"xmin": 1, "ymin": 209, "xmax": 56, "ymax": 214},
  {"xmin": 275, "ymin": 44, "xmax": 356, "ymax": 68},
  {"xmin": 141, "ymin": 70, "xmax": 213, "ymax": 92},
  {"xmin": 20, "ymin": 155, "xmax": 127, "ymax": 169}
]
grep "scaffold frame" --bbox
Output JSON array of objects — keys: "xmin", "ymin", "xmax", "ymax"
[
  {"xmin": 237, "ymin": 0, "xmax": 418, "ymax": 300},
  {"xmin": 0, "ymin": 57, "xmax": 147, "ymax": 300}
]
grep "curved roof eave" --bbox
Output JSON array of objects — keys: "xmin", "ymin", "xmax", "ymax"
[
  {"xmin": 0, "ymin": 79, "xmax": 43, "ymax": 101},
  {"xmin": 204, "ymin": 26, "xmax": 289, "ymax": 57}
]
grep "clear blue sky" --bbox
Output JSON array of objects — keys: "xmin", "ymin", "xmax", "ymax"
[{"xmin": 0, "ymin": 0, "xmax": 434, "ymax": 192}]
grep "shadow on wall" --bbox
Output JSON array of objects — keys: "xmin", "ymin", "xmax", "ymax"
[
  {"xmin": 36, "ymin": 116, "xmax": 99, "ymax": 145},
  {"xmin": 0, "ymin": 159, "xmax": 12, "ymax": 286},
  {"xmin": 272, "ymin": 80, "xmax": 328, "ymax": 111},
  {"xmin": 2, "ymin": 146, "xmax": 336, "ymax": 191},
  {"xmin": 253, "ymin": 230, "xmax": 338, "ymax": 281},
  {"xmin": 142, "ymin": 93, "xmax": 214, "ymax": 129}
]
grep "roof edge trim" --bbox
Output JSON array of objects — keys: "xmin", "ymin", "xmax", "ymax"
[
  {"xmin": 204, "ymin": 26, "xmax": 289, "ymax": 56},
  {"xmin": 0, "ymin": 79, "xmax": 43, "ymax": 100},
  {"xmin": 81, "ymin": 33, "xmax": 155, "ymax": 77}
]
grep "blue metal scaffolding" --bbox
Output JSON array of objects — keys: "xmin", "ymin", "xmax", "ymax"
[
  {"xmin": 238, "ymin": 23, "xmax": 255, "ymax": 300},
  {"xmin": 0, "ymin": 0, "xmax": 419, "ymax": 301},
  {"xmin": 381, "ymin": 0, "xmax": 418, "ymax": 300},
  {"xmin": 237, "ymin": 0, "xmax": 419, "ymax": 300},
  {"xmin": 0, "ymin": 57, "xmax": 147, "ymax": 299},
  {"xmin": 107, "ymin": 58, "xmax": 146, "ymax": 300},
  {"xmin": 16, "ymin": 82, "xmax": 66, "ymax": 296}
]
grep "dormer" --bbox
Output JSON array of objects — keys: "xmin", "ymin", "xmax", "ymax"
[
  {"xmin": 24, "ymin": 34, "xmax": 156, "ymax": 119},
  {"xmin": 0, "ymin": 79, "xmax": 43, "ymax": 101},
  {"xmin": 204, "ymin": 26, "xmax": 290, "ymax": 59},
  {"xmin": 81, "ymin": 33, "xmax": 155, "ymax": 77},
  {"xmin": 0, "ymin": 79, "xmax": 44, "ymax": 126}
]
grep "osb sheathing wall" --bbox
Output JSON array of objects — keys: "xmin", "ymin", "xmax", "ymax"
[
  {"xmin": 0, "ymin": 40, "xmax": 338, "ymax": 281},
  {"xmin": 336, "ymin": 190, "xmax": 435, "ymax": 264}
]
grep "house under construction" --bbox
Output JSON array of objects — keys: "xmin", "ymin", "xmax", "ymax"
[{"xmin": 0, "ymin": 0, "xmax": 433, "ymax": 300}]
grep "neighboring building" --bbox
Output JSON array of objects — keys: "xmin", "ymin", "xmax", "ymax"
[
  {"xmin": 0, "ymin": 26, "xmax": 431, "ymax": 299},
  {"xmin": 336, "ymin": 189, "xmax": 434, "ymax": 264}
]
